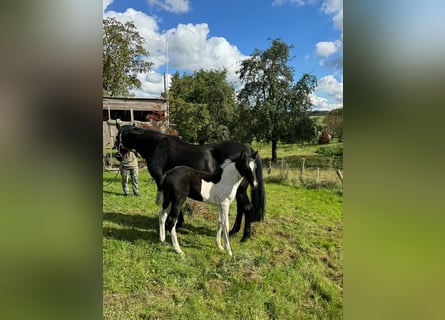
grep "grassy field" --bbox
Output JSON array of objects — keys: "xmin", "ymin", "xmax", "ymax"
[
  {"xmin": 253, "ymin": 141, "xmax": 343, "ymax": 190},
  {"xmin": 103, "ymin": 142, "xmax": 343, "ymax": 319}
]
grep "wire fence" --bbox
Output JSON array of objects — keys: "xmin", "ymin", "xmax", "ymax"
[{"xmin": 264, "ymin": 156, "xmax": 343, "ymax": 191}]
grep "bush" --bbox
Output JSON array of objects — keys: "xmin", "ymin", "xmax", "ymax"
[{"xmin": 316, "ymin": 144, "xmax": 343, "ymax": 157}]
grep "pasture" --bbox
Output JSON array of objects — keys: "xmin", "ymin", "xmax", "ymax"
[{"xmin": 103, "ymin": 142, "xmax": 343, "ymax": 319}]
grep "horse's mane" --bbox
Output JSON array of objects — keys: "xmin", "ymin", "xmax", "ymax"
[{"xmin": 126, "ymin": 125, "xmax": 185, "ymax": 144}]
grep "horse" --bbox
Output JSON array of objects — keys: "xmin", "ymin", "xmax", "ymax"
[
  {"xmin": 318, "ymin": 131, "xmax": 332, "ymax": 144},
  {"xmin": 115, "ymin": 124, "xmax": 265, "ymax": 242},
  {"xmin": 158, "ymin": 152, "xmax": 258, "ymax": 256}
]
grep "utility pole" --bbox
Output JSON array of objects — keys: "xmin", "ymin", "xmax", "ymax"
[{"xmin": 165, "ymin": 37, "xmax": 169, "ymax": 123}]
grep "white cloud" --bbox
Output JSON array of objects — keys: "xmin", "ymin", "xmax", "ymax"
[
  {"xmin": 272, "ymin": 0, "xmax": 318, "ymax": 6},
  {"xmin": 104, "ymin": 8, "xmax": 247, "ymax": 97},
  {"xmin": 310, "ymin": 93, "xmax": 342, "ymax": 111},
  {"xmin": 310, "ymin": 75, "xmax": 343, "ymax": 111},
  {"xmin": 314, "ymin": 0, "xmax": 343, "ymax": 74},
  {"xmin": 165, "ymin": 23, "xmax": 246, "ymax": 85},
  {"xmin": 317, "ymin": 75, "xmax": 343, "ymax": 102},
  {"xmin": 131, "ymin": 72, "xmax": 168, "ymax": 98},
  {"xmin": 103, "ymin": 0, "xmax": 114, "ymax": 12},
  {"xmin": 272, "ymin": 0, "xmax": 305, "ymax": 6},
  {"xmin": 321, "ymin": 0, "xmax": 343, "ymax": 31},
  {"xmin": 315, "ymin": 40, "xmax": 339, "ymax": 58},
  {"xmin": 147, "ymin": 0, "xmax": 191, "ymax": 14}
]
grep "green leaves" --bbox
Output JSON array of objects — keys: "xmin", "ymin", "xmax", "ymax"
[
  {"xmin": 169, "ymin": 69, "xmax": 237, "ymax": 143},
  {"xmin": 103, "ymin": 18, "xmax": 153, "ymax": 97},
  {"xmin": 238, "ymin": 39, "xmax": 318, "ymax": 158}
]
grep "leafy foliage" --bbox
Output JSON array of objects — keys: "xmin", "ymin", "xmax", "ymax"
[
  {"xmin": 316, "ymin": 144, "xmax": 344, "ymax": 157},
  {"xmin": 237, "ymin": 39, "xmax": 317, "ymax": 160},
  {"xmin": 323, "ymin": 108, "xmax": 343, "ymax": 141},
  {"xmin": 169, "ymin": 69, "xmax": 237, "ymax": 143},
  {"xmin": 103, "ymin": 17, "xmax": 153, "ymax": 97}
]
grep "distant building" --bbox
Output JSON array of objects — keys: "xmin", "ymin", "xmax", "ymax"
[{"xmin": 103, "ymin": 97, "xmax": 169, "ymax": 167}]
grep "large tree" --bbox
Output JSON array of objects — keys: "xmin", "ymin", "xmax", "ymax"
[
  {"xmin": 323, "ymin": 108, "xmax": 343, "ymax": 141},
  {"xmin": 169, "ymin": 69, "xmax": 237, "ymax": 143},
  {"xmin": 237, "ymin": 38, "xmax": 317, "ymax": 160},
  {"xmin": 103, "ymin": 17, "xmax": 153, "ymax": 97}
]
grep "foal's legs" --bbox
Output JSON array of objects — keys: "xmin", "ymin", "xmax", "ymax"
[
  {"xmin": 216, "ymin": 209, "xmax": 223, "ymax": 251},
  {"xmin": 218, "ymin": 202, "xmax": 233, "ymax": 256},
  {"xmin": 169, "ymin": 201, "xmax": 186, "ymax": 255},
  {"xmin": 158, "ymin": 203, "xmax": 170, "ymax": 242}
]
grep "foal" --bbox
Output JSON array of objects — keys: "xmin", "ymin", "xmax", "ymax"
[{"xmin": 158, "ymin": 151, "xmax": 258, "ymax": 256}]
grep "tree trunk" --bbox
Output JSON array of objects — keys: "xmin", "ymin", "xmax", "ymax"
[{"xmin": 271, "ymin": 139, "xmax": 278, "ymax": 161}]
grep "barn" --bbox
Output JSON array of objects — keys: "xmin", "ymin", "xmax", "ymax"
[{"xmin": 103, "ymin": 97, "xmax": 169, "ymax": 168}]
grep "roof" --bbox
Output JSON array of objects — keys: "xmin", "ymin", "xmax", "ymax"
[{"xmin": 103, "ymin": 97, "xmax": 168, "ymax": 112}]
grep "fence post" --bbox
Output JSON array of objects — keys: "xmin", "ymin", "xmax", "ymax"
[
  {"xmin": 299, "ymin": 158, "xmax": 305, "ymax": 184},
  {"xmin": 335, "ymin": 168, "xmax": 343, "ymax": 182},
  {"xmin": 315, "ymin": 167, "xmax": 320, "ymax": 189}
]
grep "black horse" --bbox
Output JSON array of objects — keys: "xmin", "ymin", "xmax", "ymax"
[{"xmin": 115, "ymin": 124, "xmax": 265, "ymax": 242}]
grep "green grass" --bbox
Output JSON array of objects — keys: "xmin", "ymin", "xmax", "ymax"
[
  {"xmin": 252, "ymin": 141, "xmax": 343, "ymax": 190},
  {"xmin": 103, "ymin": 163, "xmax": 343, "ymax": 319},
  {"xmin": 252, "ymin": 141, "xmax": 343, "ymax": 169}
]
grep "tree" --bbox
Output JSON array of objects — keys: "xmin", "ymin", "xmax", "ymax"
[
  {"xmin": 237, "ymin": 38, "xmax": 317, "ymax": 161},
  {"xmin": 103, "ymin": 17, "xmax": 153, "ymax": 97},
  {"xmin": 323, "ymin": 108, "xmax": 343, "ymax": 141},
  {"xmin": 169, "ymin": 69, "xmax": 237, "ymax": 143}
]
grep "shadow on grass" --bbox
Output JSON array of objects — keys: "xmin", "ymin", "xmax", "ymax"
[
  {"xmin": 103, "ymin": 211, "xmax": 215, "ymax": 243},
  {"xmin": 103, "ymin": 212, "xmax": 158, "ymax": 243},
  {"xmin": 179, "ymin": 220, "xmax": 215, "ymax": 238},
  {"xmin": 103, "ymin": 226, "xmax": 158, "ymax": 243},
  {"xmin": 102, "ymin": 190, "xmax": 124, "ymax": 196}
]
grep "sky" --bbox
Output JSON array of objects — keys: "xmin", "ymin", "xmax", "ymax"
[{"xmin": 103, "ymin": 0, "xmax": 343, "ymax": 111}]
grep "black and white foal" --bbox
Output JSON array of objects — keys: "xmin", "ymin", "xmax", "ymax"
[{"xmin": 158, "ymin": 151, "xmax": 258, "ymax": 256}]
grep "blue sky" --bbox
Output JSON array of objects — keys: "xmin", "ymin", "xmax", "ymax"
[{"xmin": 103, "ymin": 0, "xmax": 343, "ymax": 110}]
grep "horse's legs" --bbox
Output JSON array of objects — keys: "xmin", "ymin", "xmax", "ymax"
[
  {"xmin": 219, "ymin": 202, "xmax": 233, "ymax": 256},
  {"xmin": 230, "ymin": 183, "xmax": 253, "ymax": 242},
  {"xmin": 169, "ymin": 202, "xmax": 185, "ymax": 255},
  {"xmin": 156, "ymin": 190, "xmax": 163, "ymax": 205},
  {"xmin": 170, "ymin": 221, "xmax": 183, "ymax": 255},
  {"xmin": 158, "ymin": 203, "xmax": 170, "ymax": 242},
  {"xmin": 216, "ymin": 207, "xmax": 223, "ymax": 251},
  {"xmin": 229, "ymin": 199, "xmax": 243, "ymax": 236},
  {"xmin": 177, "ymin": 210, "xmax": 184, "ymax": 228},
  {"xmin": 229, "ymin": 184, "xmax": 248, "ymax": 236},
  {"xmin": 241, "ymin": 210, "xmax": 252, "ymax": 243},
  {"xmin": 165, "ymin": 208, "xmax": 184, "ymax": 231}
]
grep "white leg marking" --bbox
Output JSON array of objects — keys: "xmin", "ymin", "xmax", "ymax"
[
  {"xmin": 158, "ymin": 204, "xmax": 170, "ymax": 242},
  {"xmin": 216, "ymin": 209, "xmax": 224, "ymax": 251},
  {"xmin": 220, "ymin": 203, "xmax": 233, "ymax": 256},
  {"xmin": 171, "ymin": 221, "xmax": 184, "ymax": 255}
]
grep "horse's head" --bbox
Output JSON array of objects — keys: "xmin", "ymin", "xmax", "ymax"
[
  {"xmin": 235, "ymin": 151, "xmax": 259, "ymax": 189},
  {"xmin": 114, "ymin": 124, "xmax": 133, "ymax": 161}
]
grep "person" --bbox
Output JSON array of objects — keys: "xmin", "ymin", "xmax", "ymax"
[{"xmin": 120, "ymin": 149, "xmax": 140, "ymax": 196}]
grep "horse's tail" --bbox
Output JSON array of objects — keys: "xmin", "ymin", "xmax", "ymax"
[{"xmin": 251, "ymin": 154, "xmax": 266, "ymax": 222}]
